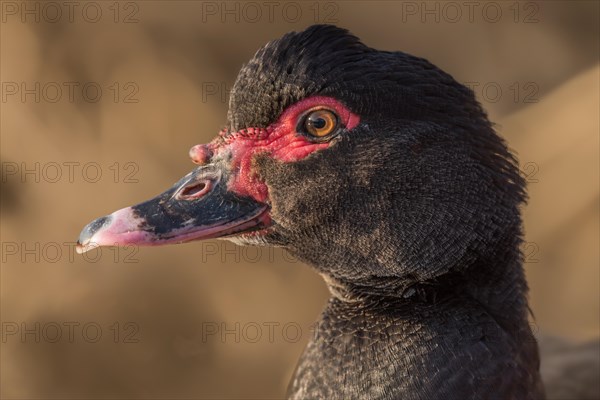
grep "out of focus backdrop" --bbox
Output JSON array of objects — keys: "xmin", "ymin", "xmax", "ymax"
[{"xmin": 1, "ymin": 1, "xmax": 598, "ymax": 398}]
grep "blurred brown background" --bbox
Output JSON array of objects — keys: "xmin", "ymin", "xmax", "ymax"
[{"xmin": 1, "ymin": 1, "xmax": 598, "ymax": 398}]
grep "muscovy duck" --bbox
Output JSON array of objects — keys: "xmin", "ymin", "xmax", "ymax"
[{"xmin": 77, "ymin": 25, "xmax": 545, "ymax": 399}]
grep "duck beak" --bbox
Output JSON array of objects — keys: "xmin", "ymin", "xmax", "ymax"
[{"xmin": 75, "ymin": 162, "xmax": 269, "ymax": 254}]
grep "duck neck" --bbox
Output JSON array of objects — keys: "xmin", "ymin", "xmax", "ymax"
[
  {"xmin": 323, "ymin": 229, "xmax": 535, "ymax": 339},
  {"xmin": 289, "ymin": 250, "xmax": 544, "ymax": 399}
]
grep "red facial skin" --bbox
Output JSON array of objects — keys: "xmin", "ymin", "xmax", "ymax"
[
  {"xmin": 76, "ymin": 97, "xmax": 360, "ymax": 253},
  {"xmin": 190, "ymin": 96, "xmax": 360, "ymax": 204}
]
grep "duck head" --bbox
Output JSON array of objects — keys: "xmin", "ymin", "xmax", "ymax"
[{"xmin": 77, "ymin": 25, "xmax": 525, "ymax": 298}]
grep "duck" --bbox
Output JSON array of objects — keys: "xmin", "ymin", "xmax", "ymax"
[{"xmin": 77, "ymin": 25, "xmax": 546, "ymax": 399}]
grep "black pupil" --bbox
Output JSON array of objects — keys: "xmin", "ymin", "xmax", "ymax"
[{"xmin": 309, "ymin": 116, "xmax": 326, "ymax": 130}]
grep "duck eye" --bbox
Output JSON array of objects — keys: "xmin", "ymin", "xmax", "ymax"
[{"xmin": 301, "ymin": 109, "xmax": 338, "ymax": 138}]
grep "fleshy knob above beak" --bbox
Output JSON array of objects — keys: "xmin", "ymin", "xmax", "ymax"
[{"xmin": 189, "ymin": 144, "xmax": 213, "ymax": 165}]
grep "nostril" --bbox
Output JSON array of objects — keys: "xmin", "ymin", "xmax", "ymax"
[
  {"xmin": 176, "ymin": 180, "xmax": 212, "ymax": 200},
  {"xmin": 185, "ymin": 182, "xmax": 206, "ymax": 196}
]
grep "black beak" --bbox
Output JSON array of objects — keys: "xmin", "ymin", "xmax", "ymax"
[{"xmin": 76, "ymin": 161, "xmax": 269, "ymax": 254}]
